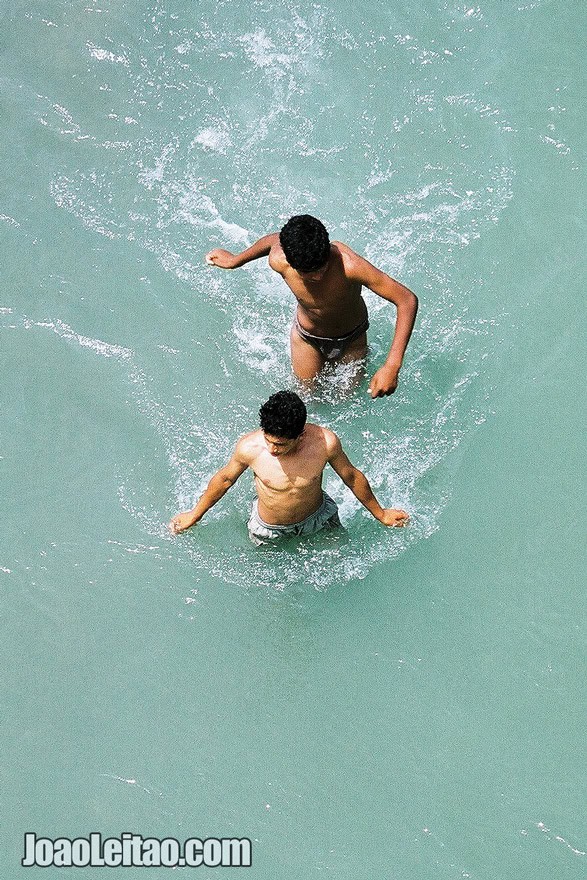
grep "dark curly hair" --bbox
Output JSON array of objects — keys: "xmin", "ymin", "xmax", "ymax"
[
  {"xmin": 259, "ymin": 391, "xmax": 307, "ymax": 439},
  {"xmin": 279, "ymin": 215, "xmax": 330, "ymax": 272}
]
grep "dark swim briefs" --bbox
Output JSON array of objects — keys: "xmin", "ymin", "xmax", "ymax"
[{"xmin": 294, "ymin": 315, "xmax": 369, "ymax": 361}]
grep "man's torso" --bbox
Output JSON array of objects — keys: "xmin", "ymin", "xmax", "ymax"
[
  {"xmin": 269, "ymin": 242, "xmax": 368, "ymax": 336},
  {"xmin": 241, "ymin": 425, "xmax": 332, "ymax": 524}
]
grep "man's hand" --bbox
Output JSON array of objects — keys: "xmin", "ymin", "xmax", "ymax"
[
  {"xmin": 368, "ymin": 363, "xmax": 400, "ymax": 398},
  {"xmin": 379, "ymin": 508, "xmax": 410, "ymax": 527},
  {"xmin": 169, "ymin": 512, "xmax": 198, "ymax": 534},
  {"xmin": 205, "ymin": 249, "xmax": 238, "ymax": 268}
]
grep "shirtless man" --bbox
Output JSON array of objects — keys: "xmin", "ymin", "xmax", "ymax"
[
  {"xmin": 205, "ymin": 214, "xmax": 418, "ymax": 397},
  {"xmin": 169, "ymin": 390, "xmax": 409, "ymax": 545}
]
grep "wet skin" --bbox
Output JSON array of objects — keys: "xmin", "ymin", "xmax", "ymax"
[
  {"xmin": 205, "ymin": 235, "xmax": 418, "ymax": 397},
  {"xmin": 169, "ymin": 423, "xmax": 410, "ymax": 533}
]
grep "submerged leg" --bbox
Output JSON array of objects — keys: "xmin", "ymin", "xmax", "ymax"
[
  {"xmin": 336, "ymin": 332, "xmax": 368, "ymax": 394},
  {"xmin": 290, "ymin": 324, "xmax": 325, "ymax": 384},
  {"xmin": 339, "ymin": 331, "xmax": 367, "ymax": 365}
]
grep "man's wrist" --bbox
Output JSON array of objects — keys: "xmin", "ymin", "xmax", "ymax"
[
  {"xmin": 367, "ymin": 502, "xmax": 385, "ymax": 521},
  {"xmin": 187, "ymin": 509, "xmax": 202, "ymax": 526}
]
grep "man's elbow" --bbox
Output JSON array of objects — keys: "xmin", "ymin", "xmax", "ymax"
[
  {"xmin": 210, "ymin": 472, "xmax": 235, "ymax": 493},
  {"xmin": 387, "ymin": 287, "xmax": 418, "ymax": 315},
  {"xmin": 404, "ymin": 290, "xmax": 418, "ymax": 313},
  {"xmin": 341, "ymin": 468, "xmax": 360, "ymax": 490}
]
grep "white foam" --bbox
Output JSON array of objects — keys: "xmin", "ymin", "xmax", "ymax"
[
  {"xmin": 239, "ymin": 30, "xmax": 292, "ymax": 72},
  {"xmin": 20, "ymin": 315, "xmax": 132, "ymax": 360},
  {"xmin": 541, "ymin": 135, "xmax": 570, "ymax": 155},
  {"xmin": 51, "ymin": 176, "xmax": 123, "ymax": 240},
  {"xmin": 192, "ymin": 126, "xmax": 232, "ymax": 154},
  {"xmin": 87, "ymin": 42, "xmax": 129, "ymax": 66},
  {"xmin": 0, "ymin": 214, "xmax": 20, "ymax": 228}
]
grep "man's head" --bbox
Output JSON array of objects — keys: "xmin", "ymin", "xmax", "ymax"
[
  {"xmin": 259, "ymin": 390, "xmax": 307, "ymax": 455},
  {"xmin": 279, "ymin": 215, "xmax": 330, "ymax": 274}
]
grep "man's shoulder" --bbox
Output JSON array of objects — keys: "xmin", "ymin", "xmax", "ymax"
[
  {"xmin": 306, "ymin": 423, "xmax": 341, "ymax": 453},
  {"xmin": 332, "ymin": 240, "xmax": 360, "ymax": 261},
  {"xmin": 268, "ymin": 239, "xmax": 288, "ymax": 274},
  {"xmin": 331, "ymin": 241, "xmax": 366, "ymax": 279},
  {"xmin": 235, "ymin": 430, "xmax": 263, "ymax": 461}
]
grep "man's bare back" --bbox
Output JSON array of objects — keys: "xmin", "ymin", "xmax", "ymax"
[{"xmin": 205, "ymin": 215, "xmax": 418, "ymax": 397}]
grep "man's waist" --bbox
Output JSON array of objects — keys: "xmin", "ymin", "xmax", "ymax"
[
  {"xmin": 296, "ymin": 303, "xmax": 367, "ymax": 337},
  {"xmin": 256, "ymin": 491, "xmax": 324, "ymax": 526}
]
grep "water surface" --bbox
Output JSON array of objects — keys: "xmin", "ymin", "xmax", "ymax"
[{"xmin": 1, "ymin": 1, "xmax": 585, "ymax": 877}]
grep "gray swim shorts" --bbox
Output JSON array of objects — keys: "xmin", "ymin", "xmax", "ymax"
[{"xmin": 247, "ymin": 492, "xmax": 341, "ymax": 546}]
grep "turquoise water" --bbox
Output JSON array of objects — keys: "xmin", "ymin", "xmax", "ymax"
[{"xmin": 2, "ymin": 0, "xmax": 585, "ymax": 877}]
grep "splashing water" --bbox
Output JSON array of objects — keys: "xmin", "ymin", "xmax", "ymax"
[{"xmin": 15, "ymin": 2, "xmax": 516, "ymax": 589}]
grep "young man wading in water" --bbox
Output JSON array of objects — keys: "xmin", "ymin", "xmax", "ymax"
[
  {"xmin": 205, "ymin": 215, "xmax": 418, "ymax": 397},
  {"xmin": 169, "ymin": 391, "xmax": 409, "ymax": 545}
]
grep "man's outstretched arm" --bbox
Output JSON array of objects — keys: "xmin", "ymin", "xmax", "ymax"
[
  {"xmin": 347, "ymin": 252, "xmax": 418, "ymax": 397},
  {"xmin": 327, "ymin": 435, "xmax": 409, "ymax": 526},
  {"xmin": 205, "ymin": 233, "xmax": 280, "ymax": 269},
  {"xmin": 169, "ymin": 443, "xmax": 249, "ymax": 533}
]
